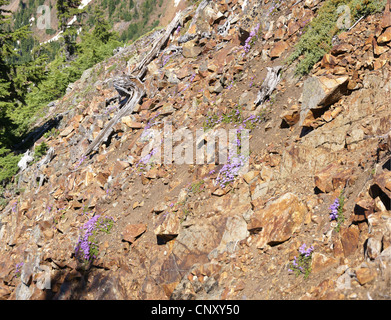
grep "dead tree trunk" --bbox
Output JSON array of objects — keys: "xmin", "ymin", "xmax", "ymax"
[
  {"xmin": 83, "ymin": 8, "xmax": 193, "ymax": 157},
  {"xmin": 254, "ymin": 66, "xmax": 282, "ymax": 106},
  {"xmin": 132, "ymin": 7, "xmax": 193, "ymax": 80},
  {"xmin": 83, "ymin": 79, "xmax": 145, "ymax": 156}
]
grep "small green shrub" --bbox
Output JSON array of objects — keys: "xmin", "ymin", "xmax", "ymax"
[
  {"xmin": 288, "ymin": 244, "xmax": 314, "ymax": 279},
  {"xmin": 189, "ymin": 179, "xmax": 205, "ymax": 194},
  {"xmin": 34, "ymin": 142, "xmax": 49, "ymax": 160},
  {"xmin": 289, "ymin": 0, "xmax": 387, "ymax": 76}
]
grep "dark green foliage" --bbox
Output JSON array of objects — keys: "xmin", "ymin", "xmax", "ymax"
[
  {"xmin": 56, "ymin": 0, "xmax": 84, "ymax": 59},
  {"xmin": 0, "ymin": 0, "xmax": 165, "ymax": 186},
  {"xmin": 0, "ymin": 148, "xmax": 21, "ymax": 185},
  {"xmin": 0, "ymin": 0, "xmax": 44, "ymax": 184},
  {"xmin": 34, "ymin": 141, "xmax": 48, "ymax": 160},
  {"xmin": 25, "ymin": 11, "xmax": 121, "ymax": 124},
  {"xmin": 0, "ymin": 1, "xmax": 121, "ymax": 185}
]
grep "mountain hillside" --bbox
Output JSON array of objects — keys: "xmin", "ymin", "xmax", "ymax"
[
  {"xmin": 0, "ymin": 0, "xmax": 390, "ymax": 300},
  {"xmin": 4, "ymin": 0, "xmax": 181, "ymax": 44}
]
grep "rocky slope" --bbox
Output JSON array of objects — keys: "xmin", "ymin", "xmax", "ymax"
[{"xmin": 0, "ymin": 0, "xmax": 390, "ymax": 300}]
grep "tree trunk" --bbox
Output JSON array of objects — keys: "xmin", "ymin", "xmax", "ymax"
[{"xmin": 83, "ymin": 7, "xmax": 193, "ymax": 157}]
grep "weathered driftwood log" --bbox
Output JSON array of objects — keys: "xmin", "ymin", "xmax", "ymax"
[
  {"xmin": 83, "ymin": 78, "xmax": 145, "ymax": 156},
  {"xmin": 132, "ymin": 7, "xmax": 193, "ymax": 80},
  {"xmin": 84, "ymin": 8, "xmax": 193, "ymax": 157},
  {"xmin": 254, "ymin": 66, "xmax": 282, "ymax": 106}
]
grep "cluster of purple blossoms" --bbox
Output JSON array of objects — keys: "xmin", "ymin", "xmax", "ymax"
[
  {"xmin": 215, "ymin": 154, "xmax": 248, "ymax": 188},
  {"xmin": 329, "ymin": 198, "xmax": 340, "ymax": 221},
  {"xmin": 204, "ymin": 111, "xmax": 223, "ymax": 129},
  {"xmin": 15, "ymin": 262, "xmax": 24, "ymax": 277},
  {"xmin": 141, "ymin": 112, "xmax": 161, "ymax": 141},
  {"xmin": 288, "ymin": 257, "xmax": 301, "ymax": 273},
  {"xmin": 138, "ymin": 148, "xmax": 158, "ymax": 166},
  {"xmin": 97, "ymin": 216, "xmax": 114, "ymax": 233},
  {"xmin": 288, "ymin": 243, "xmax": 314, "ymax": 275},
  {"xmin": 242, "ymin": 23, "xmax": 260, "ymax": 55},
  {"xmin": 299, "ymin": 243, "xmax": 314, "ymax": 257},
  {"xmin": 11, "ymin": 202, "xmax": 17, "ymax": 213},
  {"xmin": 105, "ymin": 103, "xmax": 120, "ymax": 114},
  {"xmin": 74, "ymin": 155, "xmax": 87, "ymax": 169},
  {"xmin": 243, "ymin": 114, "xmax": 263, "ymax": 129},
  {"xmin": 161, "ymin": 53, "xmax": 173, "ymax": 67},
  {"xmin": 181, "ymin": 73, "xmax": 196, "ymax": 93},
  {"xmin": 249, "ymin": 76, "xmax": 255, "ymax": 88},
  {"xmin": 75, "ymin": 215, "xmax": 101, "ymax": 261},
  {"xmin": 135, "ymin": 148, "xmax": 159, "ymax": 175}
]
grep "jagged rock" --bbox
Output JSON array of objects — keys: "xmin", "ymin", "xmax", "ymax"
[
  {"xmin": 269, "ymin": 41, "xmax": 288, "ymax": 58},
  {"xmin": 122, "ymin": 224, "xmax": 147, "ymax": 244},
  {"xmin": 356, "ymin": 267, "xmax": 377, "ymax": 285},
  {"xmin": 311, "ymin": 252, "xmax": 337, "ymax": 273},
  {"xmin": 182, "ymin": 40, "xmax": 203, "ymax": 58},
  {"xmin": 378, "ymin": 27, "xmax": 391, "ymax": 44},
  {"xmin": 369, "ymin": 171, "xmax": 391, "ymax": 207},
  {"xmin": 14, "ymin": 283, "xmax": 32, "ymax": 300},
  {"xmin": 252, "ymin": 193, "xmax": 307, "ymax": 248},
  {"xmin": 330, "ymin": 43, "xmax": 352, "ymax": 56},
  {"xmin": 280, "ymin": 105, "xmax": 300, "ymax": 127},
  {"xmin": 300, "ymin": 75, "xmax": 349, "ymax": 127},
  {"xmin": 121, "ymin": 116, "xmax": 143, "ymax": 129},
  {"xmin": 154, "ymin": 212, "xmax": 181, "ymax": 243},
  {"xmin": 340, "ymin": 225, "xmax": 360, "ymax": 257},
  {"xmin": 365, "ymin": 235, "xmax": 383, "ymax": 260},
  {"xmin": 2, "ymin": 0, "xmax": 391, "ymax": 301},
  {"xmin": 208, "ymin": 215, "xmax": 249, "ymax": 258}
]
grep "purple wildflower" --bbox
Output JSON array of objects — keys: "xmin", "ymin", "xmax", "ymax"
[
  {"xmin": 75, "ymin": 215, "xmax": 101, "ymax": 261},
  {"xmin": 242, "ymin": 23, "xmax": 261, "ymax": 55},
  {"xmin": 216, "ymin": 154, "xmax": 248, "ymax": 188},
  {"xmin": 298, "ymin": 243, "xmax": 314, "ymax": 257},
  {"xmin": 15, "ymin": 262, "xmax": 24, "ymax": 277},
  {"xmin": 75, "ymin": 155, "xmax": 87, "ymax": 169},
  {"xmin": 329, "ymin": 198, "xmax": 339, "ymax": 221}
]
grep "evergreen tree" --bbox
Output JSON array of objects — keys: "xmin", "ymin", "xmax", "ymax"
[
  {"xmin": 0, "ymin": 0, "xmax": 47, "ymax": 185},
  {"xmin": 56, "ymin": 0, "xmax": 84, "ymax": 60},
  {"xmin": 0, "ymin": 0, "xmax": 30, "ymax": 184},
  {"xmin": 1, "ymin": 0, "xmax": 30, "ymax": 140}
]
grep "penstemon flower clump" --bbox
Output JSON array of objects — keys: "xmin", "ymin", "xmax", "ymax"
[
  {"xmin": 242, "ymin": 23, "xmax": 261, "ymax": 55},
  {"xmin": 215, "ymin": 154, "xmax": 248, "ymax": 188},
  {"xmin": 329, "ymin": 190, "xmax": 345, "ymax": 232},
  {"xmin": 75, "ymin": 215, "xmax": 114, "ymax": 264},
  {"xmin": 136, "ymin": 148, "xmax": 159, "ymax": 174},
  {"xmin": 15, "ymin": 262, "xmax": 24, "ymax": 278},
  {"xmin": 329, "ymin": 198, "xmax": 340, "ymax": 221},
  {"xmin": 288, "ymin": 244, "xmax": 314, "ymax": 279}
]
